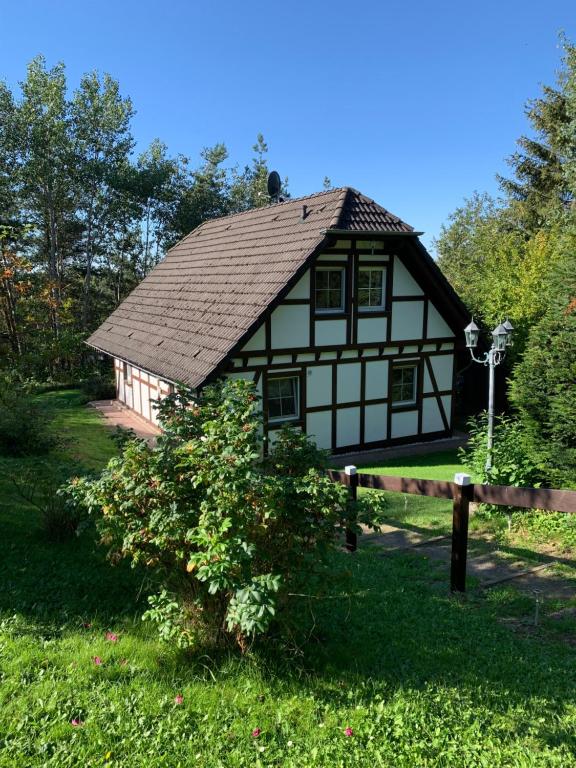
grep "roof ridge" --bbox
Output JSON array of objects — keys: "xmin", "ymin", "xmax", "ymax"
[
  {"xmin": 328, "ymin": 187, "xmax": 351, "ymax": 229},
  {"xmin": 350, "ymin": 188, "xmax": 403, "ymax": 222},
  {"xmin": 190, "ymin": 187, "xmax": 348, "ymax": 233}
]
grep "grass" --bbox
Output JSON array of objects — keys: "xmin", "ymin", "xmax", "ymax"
[
  {"xmin": 0, "ymin": 392, "xmax": 575, "ymax": 766},
  {"xmin": 43, "ymin": 389, "xmax": 119, "ymax": 471},
  {"xmin": 350, "ymin": 450, "xmax": 476, "ymax": 536}
]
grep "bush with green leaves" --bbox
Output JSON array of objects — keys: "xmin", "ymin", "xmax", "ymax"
[
  {"xmin": 509, "ymin": 220, "xmax": 576, "ymax": 489},
  {"xmin": 79, "ymin": 371, "xmax": 116, "ymax": 401},
  {"xmin": 13, "ymin": 461, "xmax": 87, "ymax": 541},
  {"xmin": 461, "ymin": 411, "xmax": 536, "ymax": 512},
  {"xmin": 67, "ymin": 379, "xmax": 351, "ymax": 650},
  {"xmin": 0, "ymin": 371, "xmax": 57, "ymax": 456},
  {"xmin": 460, "ymin": 413, "xmax": 541, "ymax": 524},
  {"xmin": 460, "ymin": 412, "xmax": 541, "ymax": 489}
]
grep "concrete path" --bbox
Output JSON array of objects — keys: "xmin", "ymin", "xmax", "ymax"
[
  {"xmin": 89, "ymin": 400, "xmax": 161, "ymax": 442},
  {"xmin": 361, "ymin": 523, "xmax": 576, "ymax": 602}
]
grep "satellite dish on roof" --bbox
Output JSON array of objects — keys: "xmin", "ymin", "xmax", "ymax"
[{"xmin": 267, "ymin": 170, "xmax": 282, "ymax": 201}]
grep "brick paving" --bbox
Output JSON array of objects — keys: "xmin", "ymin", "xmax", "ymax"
[{"xmin": 89, "ymin": 400, "xmax": 161, "ymax": 442}]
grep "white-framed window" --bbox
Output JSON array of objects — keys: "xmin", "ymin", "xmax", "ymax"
[
  {"xmin": 390, "ymin": 362, "xmax": 418, "ymax": 406},
  {"xmin": 358, "ymin": 267, "xmax": 385, "ymax": 310},
  {"xmin": 315, "ymin": 267, "xmax": 345, "ymax": 312},
  {"xmin": 267, "ymin": 376, "xmax": 300, "ymax": 423}
]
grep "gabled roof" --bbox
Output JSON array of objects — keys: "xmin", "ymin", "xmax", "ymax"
[{"xmin": 86, "ymin": 188, "xmax": 460, "ymax": 388}]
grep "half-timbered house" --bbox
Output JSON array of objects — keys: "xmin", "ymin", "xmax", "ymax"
[{"xmin": 87, "ymin": 187, "xmax": 469, "ymax": 453}]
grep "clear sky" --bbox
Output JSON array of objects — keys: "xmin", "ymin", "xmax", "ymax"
[{"xmin": 1, "ymin": 0, "xmax": 574, "ymax": 250}]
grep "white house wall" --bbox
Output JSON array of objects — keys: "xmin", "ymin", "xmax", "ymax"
[
  {"xmin": 428, "ymin": 354, "xmax": 454, "ymax": 392},
  {"xmin": 357, "ymin": 316, "xmax": 387, "ymax": 344},
  {"xmin": 364, "ymin": 403, "xmax": 388, "ymax": 443},
  {"xmin": 391, "ymin": 301, "xmax": 424, "ymax": 341},
  {"xmin": 422, "ymin": 395, "xmax": 452, "ymax": 434},
  {"xmin": 427, "ymin": 304, "xmax": 453, "ymax": 338},
  {"xmin": 337, "ymin": 406, "xmax": 360, "ymax": 448},
  {"xmin": 241, "ymin": 324, "xmax": 266, "ymax": 352},
  {"xmin": 230, "ymin": 245, "xmax": 459, "ymax": 452},
  {"xmin": 315, "ymin": 319, "xmax": 347, "ymax": 346},
  {"xmin": 271, "ymin": 304, "xmax": 309, "ymax": 348},
  {"xmin": 284, "ymin": 272, "xmax": 310, "ymax": 299},
  {"xmin": 393, "ymin": 258, "xmax": 424, "ymax": 296},
  {"xmin": 391, "ymin": 410, "xmax": 419, "ymax": 438},
  {"xmin": 365, "ymin": 360, "xmax": 388, "ymax": 400},
  {"xmin": 306, "ymin": 410, "xmax": 332, "ymax": 450},
  {"xmin": 307, "ymin": 365, "xmax": 332, "ymax": 408},
  {"xmin": 337, "ymin": 363, "xmax": 361, "ymax": 403},
  {"xmin": 114, "ymin": 242, "xmax": 459, "ymax": 453},
  {"xmin": 114, "ymin": 358, "xmax": 172, "ymax": 426}
]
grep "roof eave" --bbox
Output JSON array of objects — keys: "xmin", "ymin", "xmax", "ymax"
[{"xmin": 84, "ymin": 340, "xmax": 182, "ymax": 388}]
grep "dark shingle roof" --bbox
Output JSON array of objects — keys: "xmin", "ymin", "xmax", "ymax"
[{"xmin": 86, "ymin": 188, "xmax": 414, "ymax": 387}]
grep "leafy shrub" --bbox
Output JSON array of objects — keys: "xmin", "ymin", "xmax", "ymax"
[
  {"xmin": 110, "ymin": 424, "xmax": 138, "ymax": 448},
  {"xmin": 510, "ymin": 225, "xmax": 576, "ymax": 489},
  {"xmin": 79, "ymin": 371, "xmax": 116, "ymax": 401},
  {"xmin": 0, "ymin": 371, "xmax": 57, "ymax": 456},
  {"xmin": 460, "ymin": 412, "xmax": 541, "ymax": 489},
  {"xmin": 66, "ymin": 379, "xmax": 351, "ymax": 650},
  {"xmin": 13, "ymin": 462, "xmax": 87, "ymax": 541},
  {"xmin": 460, "ymin": 413, "xmax": 542, "ymax": 525},
  {"xmin": 510, "ymin": 509, "xmax": 576, "ymax": 550}
]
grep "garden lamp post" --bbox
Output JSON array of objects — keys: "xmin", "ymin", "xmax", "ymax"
[{"xmin": 464, "ymin": 319, "xmax": 514, "ymax": 472}]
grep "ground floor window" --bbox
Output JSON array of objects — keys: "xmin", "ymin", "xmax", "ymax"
[
  {"xmin": 267, "ymin": 375, "xmax": 300, "ymax": 423},
  {"xmin": 390, "ymin": 361, "xmax": 418, "ymax": 406}
]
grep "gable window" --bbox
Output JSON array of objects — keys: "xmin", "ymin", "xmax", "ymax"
[
  {"xmin": 315, "ymin": 267, "xmax": 345, "ymax": 312},
  {"xmin": 358, "ymin": 267, "xmax": 385, "ymax": 310},
  {"xmin": 267, "ymin": 376, "xmax": 300, "ymax": 423},
  {"xmin": 390, "ymin": 362, "xmax": 418, "ymax": 406}
]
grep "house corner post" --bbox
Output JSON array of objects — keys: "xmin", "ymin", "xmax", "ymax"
[
  {"xmin": 451, "ymin": 473, "xmax": 472, "ymax": 592},
  {"xmin": 344, "ymin": 465, "xmax": 358, "ymax": 552}
]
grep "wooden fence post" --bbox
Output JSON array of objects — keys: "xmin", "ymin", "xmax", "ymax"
[
  {"xmin": 344, "ymin": 465, "xmax": 358, "ymax": 552},
  {"xmin": 451, "ymin": 473, "xmax": 472, "ymax": 592}
]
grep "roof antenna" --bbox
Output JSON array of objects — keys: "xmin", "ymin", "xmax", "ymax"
[{"xmin": 267, "ymin": 170, "xmax": 282, "ymax": 203}]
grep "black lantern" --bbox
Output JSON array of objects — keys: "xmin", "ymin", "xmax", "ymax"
[{"xmin": 464, "ymin": 319, "xmax": 480, "ymax": 349}]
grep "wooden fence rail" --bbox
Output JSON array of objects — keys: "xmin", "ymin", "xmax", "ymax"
[{"xmin": 328, "ymin": 468, "xmax": 576, "ymax": 592}]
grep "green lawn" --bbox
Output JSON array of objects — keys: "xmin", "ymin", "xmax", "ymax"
[
  {"xmin": 350, "ymin": 450, "xmax": 476, "ymax": 536},
  {"xmin": 43, "ymin": 389, "xmax": 119, "ymax": 471},
  {"xmin": 356, "ymin": 449, "xmax": 471, "ymax": 482},
  {"xmin": 0, "ymin": 392, "xmax": 575, "ymax": 766}
]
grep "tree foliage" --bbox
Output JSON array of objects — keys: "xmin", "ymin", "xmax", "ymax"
[
  {"xmin": 498, "ymin": 36, "xmax": 576, "ymax": 233},
  {"xmin": 436, "ymin": 36, "xmax": 576, "ymax": 488},
  {"xmin": 0, "ymin": 57, "xmax": 280, "ymax": 379},
  {"xmin": 435, "ymin": 194, "xmax": 559, "ymax": 354},
  {"xmin": 67, "ymin": 379, "xmax": 351, "ymax": 650},
  {"xmin": 510, "ymin": 219, "xmax": 576, "ymax": 488}
]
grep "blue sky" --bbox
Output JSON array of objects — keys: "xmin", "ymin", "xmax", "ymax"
[{"xmin": 1, "ymin": 0, "xmax": 574, "ymax": 249}]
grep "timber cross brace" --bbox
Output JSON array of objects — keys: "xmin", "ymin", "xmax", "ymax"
[{"xmin": 328, "ymin": 467, "xmax": 576, "ymax": 593}]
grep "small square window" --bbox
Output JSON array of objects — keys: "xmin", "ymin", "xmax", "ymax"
[
  {"xmin": 267, "ymin": 376, "xmax": 300, "ymax": 423},
  {"xmin": 358, "ymin": 268, "xmax": 385, "ymax": 310},
  {"xmin": 391, "ymin": 363, "xmax": 418, "ymax": 406},
  {"xmin": 315, "ymin": 268, "xmax": 345, "ymax": 312}
]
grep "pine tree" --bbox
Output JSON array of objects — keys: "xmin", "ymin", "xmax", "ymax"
[
  {"xmin": 510, "ymin": 216, "xmax": 576, "ymax": 487},
  {"xmin": 498, "ymin": 37, "xmax": 576, "ymax": 232}
]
